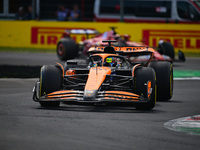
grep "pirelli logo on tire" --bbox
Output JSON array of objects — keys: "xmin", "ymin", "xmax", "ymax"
[{"xmin": 143, "ymin": 30, "xmax": 200, "ymax": 53}]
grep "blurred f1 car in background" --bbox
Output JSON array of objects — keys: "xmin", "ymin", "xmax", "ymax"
[
  {"xmin": 33, "ymin": 40, "xmax": 173, "ymax": 110},
  {"xmin": 56, "ymin": 27, "xmax": 185, "ymax": 62}
]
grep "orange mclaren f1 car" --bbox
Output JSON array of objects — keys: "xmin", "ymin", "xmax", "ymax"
[{"xmin": 33, "ymin": 40, "xmax": 173, "ymax": 110}]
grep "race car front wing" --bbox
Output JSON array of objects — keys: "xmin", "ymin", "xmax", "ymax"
[{"xmin": 33, "ymin": 81, "xmax": 151, "ymax": 104}]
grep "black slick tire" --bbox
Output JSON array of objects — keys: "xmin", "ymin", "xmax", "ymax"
[
  {"xmin": 159, "ymin": 42, "xmax": 175, "ymax": 60},
  {"xmin": 149, "ymin": 61, "xmax": 173, "ymax": 101},
  {"xmin": 134, "ymin": 67, "xmax": 156, "ymax": 110},
  {"xmin": 39, "ymin": 65, "xmax": 62, "ymax": 107},
  {"xmin": 57, "ymin": 38, "xmax": 78, "ymax": 61}
]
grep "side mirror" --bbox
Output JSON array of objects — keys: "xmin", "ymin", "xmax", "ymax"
[{"xmin": 178, "ymin": 50, "xmax": 186, "ymax": 62}]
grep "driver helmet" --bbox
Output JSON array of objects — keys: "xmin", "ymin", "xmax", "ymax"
[{"xmin": 105, "ymin": 57, "xmax": 116, "ymax": 67}]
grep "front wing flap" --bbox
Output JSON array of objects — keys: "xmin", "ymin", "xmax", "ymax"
[{"xmin": 33, "ymin": 81, "xmax": 149, "ymax": 104}]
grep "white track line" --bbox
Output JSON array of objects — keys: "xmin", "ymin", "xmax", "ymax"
[{"xmin": 174, "ymin": 77, "xmax": 200, "ymax": 80}]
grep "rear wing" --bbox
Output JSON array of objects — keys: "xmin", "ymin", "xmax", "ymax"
[
  {"xmin": 87, "ymin": 45, "xmax": 155, "ymax": 66},
  {"xmin": 87, "ymin": 40, "xmax": 154, "ymax": 54},
  {"xmin": 87, "ymin": 46, "xmax": 155, "ymax": 56}
]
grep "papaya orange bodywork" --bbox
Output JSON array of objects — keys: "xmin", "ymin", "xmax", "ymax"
[
  {"xmin": 132, "ymin": 64, "xmax": 141, "ymax": 77},
  {"xmin": 56, "ymin": 62, "xmax": 64, "ymax": 77},
  {"xmin": 104, "ymin": 91, "xmax": 140, "ymax": 101},
  {"xmin": 85, "ymin": 67, "xmax": 111, "ymax": 91},
  {"xmin": 147, "ymin": 81, "xmax": 152, "ymax": 98}
]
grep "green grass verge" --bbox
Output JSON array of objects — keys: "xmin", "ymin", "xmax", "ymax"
[{"xmin": 174, "ymin": 70, "xmax": 200, "ymax": 78}]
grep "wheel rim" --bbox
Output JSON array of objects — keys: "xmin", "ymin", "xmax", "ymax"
[{"xmin": 57, "ymin": 43, "xmax": 64, "ymax": 56}]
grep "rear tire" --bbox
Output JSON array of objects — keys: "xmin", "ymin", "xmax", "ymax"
[
  {"xmin": 57, "ymin": 38, "xmax": 78, "ymax": 61},
  {"xmin": 158, "ymin": 42, "xmax": 175, "ymax": 60},
  {"xmin": 149, "ymin": 61, "xmax": 173, "ymax": 101},
  {"xmin": 134, "ymin": 67, "xmax": 156, "ymax": 110},
  {"xmin": 39, "ymin": 65, "xmax": 62, "ymax": 107}
]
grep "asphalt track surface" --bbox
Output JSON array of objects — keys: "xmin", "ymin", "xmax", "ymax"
[
  {"xmin": 0, "ymin": 52, "xmax": 200, "ymax": 150},
  {"xmin": 0, "ymin": 51, "xmax": 200, "ymax": 70}
]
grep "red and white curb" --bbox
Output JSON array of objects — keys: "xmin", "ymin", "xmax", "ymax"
[{"xmin": 164, "ymin": 115, "xmax": 200, "ymax": 135}]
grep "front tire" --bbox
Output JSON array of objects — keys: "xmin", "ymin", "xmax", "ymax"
[
  {"xmin": 134, "ymin": 67, "xmax": 156, "ymax": 110},
  {"xmin": 39, "ymin": 65, "xmax": 62, "ymax": 107}
]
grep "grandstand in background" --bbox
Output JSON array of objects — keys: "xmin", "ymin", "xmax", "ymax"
[{"xmin": 0, "ymin": 0, "xmax": 94, "ymax": 21}]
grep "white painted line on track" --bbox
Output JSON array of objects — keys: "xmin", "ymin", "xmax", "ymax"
[{"xmin": 174, "ymin": 77, "xmax": 200, "ymax": 80}]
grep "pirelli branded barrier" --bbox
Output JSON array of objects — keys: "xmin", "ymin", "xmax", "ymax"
[{"xmin": 0, "ymin": 21, "xmax": 199, "ymax": 53}]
